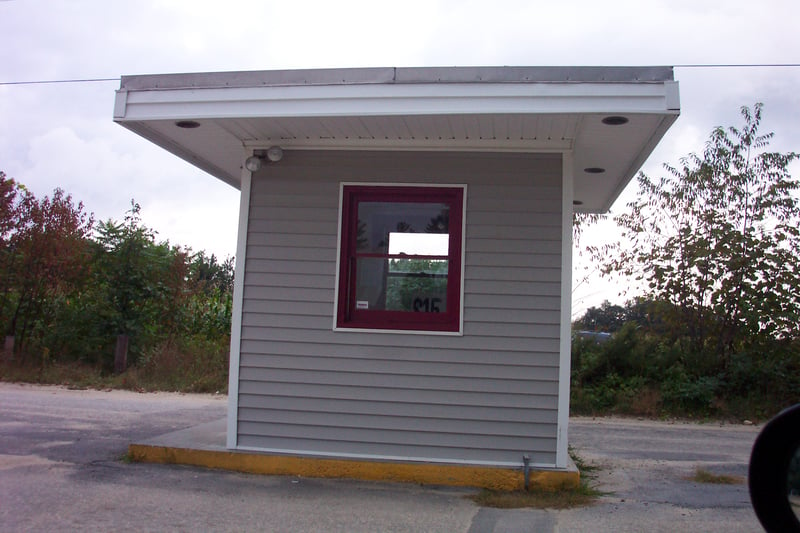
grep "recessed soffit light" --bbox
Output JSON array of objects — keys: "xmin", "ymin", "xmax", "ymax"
[
  {"xmin": 602, "ymin": 116, "xmax": 629, "ymax": 126},
  {"xmin": 584, "ymin": 167, "xmax": 606, "ymax": 174},
  {"xmin": 175, "ymin": 120, "xmax": 201, "ymax": 129}
]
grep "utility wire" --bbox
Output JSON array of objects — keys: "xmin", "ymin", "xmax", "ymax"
[
  {"xmin": 674, "ymin": 63, "xmax": 800, "ymax": 68},
  {"xmin": 0, "ymin": 77, "xmax": 120, "ymax": 86},
  {"xmin": 0, "ymin": 64, "xmax": 799, "ymax": 86}
]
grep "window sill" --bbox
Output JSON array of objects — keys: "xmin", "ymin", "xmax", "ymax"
[{"xmin": 332, "ymin": 324, "xmax": 464, "ymax": 336}]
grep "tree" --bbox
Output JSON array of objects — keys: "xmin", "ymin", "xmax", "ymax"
[
  {"xmin": 573, "ymin": 300, "xmax": 627, "ymax": 332},
  {"xmin": 0, "ymin": 172, "xmax": 25, "ymax": 333},
  {"xmin": 0, "ymin": 178, "xmax": 94, "ymax": 355},
  {"xmin": 94, "ymin": 201, "xmax": 183, "ymax": 370},
  {"xmin": 189, "ymin": 251, "xmax": 234, "ymax": 296},
  {"xmin": 573, "ymin": 297, "xmax": 677, "ymax": 336},
  {"xmin": 181, "ymin": 251, "xmax": 234, "ymax": 339},
  {"xmin": 587, "ymin": 104, "xmax": 799, "ymax": 367}
]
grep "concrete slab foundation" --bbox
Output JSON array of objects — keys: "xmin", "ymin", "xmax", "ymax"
[{"xmin": 129, "ymin": 418, "xmax": 580, "ymax": 491}]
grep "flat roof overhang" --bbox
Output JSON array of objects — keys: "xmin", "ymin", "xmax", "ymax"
[{"xmin": 113, "ymin": 66, "xmax": 679, "ymax": 212}]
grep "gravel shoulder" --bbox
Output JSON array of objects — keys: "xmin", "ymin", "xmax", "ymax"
[{"xmin": 563, "ymin": 415, "xmax": 762, "ymax": 532}]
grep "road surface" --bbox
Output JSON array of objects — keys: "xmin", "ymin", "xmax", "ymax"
[{"xmin": 0, "ymin": 383, "xmax": 763, "ymax": 532}]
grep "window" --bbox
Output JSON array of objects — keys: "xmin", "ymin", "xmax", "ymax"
[{"xmin": 336, "ymin": 184, "xmax": 465, "ymax": 333}]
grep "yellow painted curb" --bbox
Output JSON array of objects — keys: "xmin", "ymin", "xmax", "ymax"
[{"xmin": 128, "ymin": 444, "xmax": 579, "ymax": 491}]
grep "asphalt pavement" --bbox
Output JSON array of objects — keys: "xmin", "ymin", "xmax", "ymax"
[{"xmin": 0, "ymin": 383, "xmax": 764, "ymax": 532}]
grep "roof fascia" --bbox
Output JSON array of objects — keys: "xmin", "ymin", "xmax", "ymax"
[
  {"xmin": 114, "ymin": 81, "xmax": 678, "ymax": 122},
  {"xmin": 118, "ymin": 66, "xmax": 674, "ymax": 91}
]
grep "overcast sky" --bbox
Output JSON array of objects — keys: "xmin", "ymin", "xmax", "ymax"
[{"xmin": 1, "ymin": 0, "xmax": 798, "ymax": 315}]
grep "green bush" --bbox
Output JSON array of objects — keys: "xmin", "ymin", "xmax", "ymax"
[
  {"xmin": 660, "ymin": 365, "xmax": 720, "ymax": 414},
  {"xmin": 720, "ymin": 342, "xmax": 800, "ymax": 415},
  {"xmin": 571, "ymin": 373, "xmax": 649, "ymax": 415},
  {"xmin": 571, "ymin": 297, "xmax": 799, "ymax": 419}
]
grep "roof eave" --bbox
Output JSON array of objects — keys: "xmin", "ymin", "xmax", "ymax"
[{"xmin": 112, "ymin": 67, "xmax": 680, "ymax": 210}]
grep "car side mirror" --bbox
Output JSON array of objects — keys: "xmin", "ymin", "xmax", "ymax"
[{"xmin": 749, "ymin": 404, "xmax": 800, "ymax": 532}]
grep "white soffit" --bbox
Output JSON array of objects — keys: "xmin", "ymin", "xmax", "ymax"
[{"xmin": 113, "ymin": 67, "xmax": 679, "ymax": 212}]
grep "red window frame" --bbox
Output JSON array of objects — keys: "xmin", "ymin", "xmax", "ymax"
[{"xmin": 336, "ymin": 184, "xmax": 464, "ymax": 332}]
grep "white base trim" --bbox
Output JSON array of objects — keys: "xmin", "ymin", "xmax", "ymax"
[{"xmin": 232, "ymin": 444, "xmax": 559, "ymax": 470}]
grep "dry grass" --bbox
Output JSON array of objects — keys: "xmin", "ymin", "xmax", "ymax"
[
  {"xmin": 0, "ymin": 359, "xmax": 121, "ymax": 390},
  {"xmin": 470, "ymin": 485, "xmax": 600, "ymax": 509},
  {"xmin": 0, "ymin": 340, "xmax": 228, "ymax": 394},
  {"xmin": 686, "ymin": 467, "xmax": 744, "ymax": 485},
  {"xmin": 135, "ymin": 339, "xmax": 228, "ymax": 393},
  {"xmin": 468, "ymin": 449, "xmax": 604, "ymax": 509},
  {"xmin": 627, "ymin": 387, "xmax": 662, "ymax": 417}
]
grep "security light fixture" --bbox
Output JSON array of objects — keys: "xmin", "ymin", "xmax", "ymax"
[
  {"xmin": 245, "ymin": 155, "xmax": 263, "ymax": 172},
  {"xmin": 266, "ymin": 146, "xmax": 283, "ymax": 162},
  {"xmin": 245, "ymin": 146, "xmax": 284, "ymax": 172}
]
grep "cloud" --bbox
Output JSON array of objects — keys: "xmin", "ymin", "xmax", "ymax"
[
  {"xmin": 19, "ymin": 123, "xmax": 239, "ymax": 257},
  {"xmin": 2, "ymin": 0, "xmax": 800, "ymax": 303}
]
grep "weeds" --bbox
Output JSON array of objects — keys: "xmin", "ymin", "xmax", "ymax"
[
  {"xmin": 570, "ymin": 319, "xmax": 800, "ymax": 422},
  {"xmin": 470, "ymin": 485, "xmax": 598, "ymax": 509},
  {"xmin": 135, "ymin": 336, "xmax": 229, "ymax": 393},
  {"xmin": 0, "ymin": 337, "xmax": 229, "ymax": 394},
  {"xmin": 686, "ymin": 467, "xmax": 743, "ymax": 485},
  {"xmin": 468, "ymin": 448, "xmax": 604, "ymax": 509}
]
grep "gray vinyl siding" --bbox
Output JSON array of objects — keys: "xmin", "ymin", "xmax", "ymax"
[{"xmin": 236, "ymin": 150, "xmax": 563, "ymax": 466}]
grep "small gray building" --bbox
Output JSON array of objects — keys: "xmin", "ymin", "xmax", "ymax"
[{"xmin": 114, "ymin": 66, "xmax": 679, "ymax": 488}]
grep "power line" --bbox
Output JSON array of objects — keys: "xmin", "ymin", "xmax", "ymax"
[
  {"xmin": 674, "ymin": 63, "xmax": 800, "ymax": 68},
  {"xmin": 0, "ymin": 77, "xmax": 119, "ymax": 86},
  {"xmin": 1, "ymin": 64, "xmax": 799, "ymax": 87}
]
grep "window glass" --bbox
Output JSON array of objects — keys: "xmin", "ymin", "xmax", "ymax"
[
  {"xmin": 356, "ymin": 202, "xmax": 449, "ymax": 253},
  {"xmin": 388, "ymin": 233, "xmax": 449, "ymax": 256},
  {"xmin": 355, "ymin": 258, "xmax": 448, "ymax": 312}
]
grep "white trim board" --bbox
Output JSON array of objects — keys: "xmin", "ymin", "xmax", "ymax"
[
  {"xmin": 226, "ymin": 159, "xmax": 252, "ymax": 449},
  {"xmin": 556, "ymin": 152, "xmax": 574, "ymax": 469}
]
